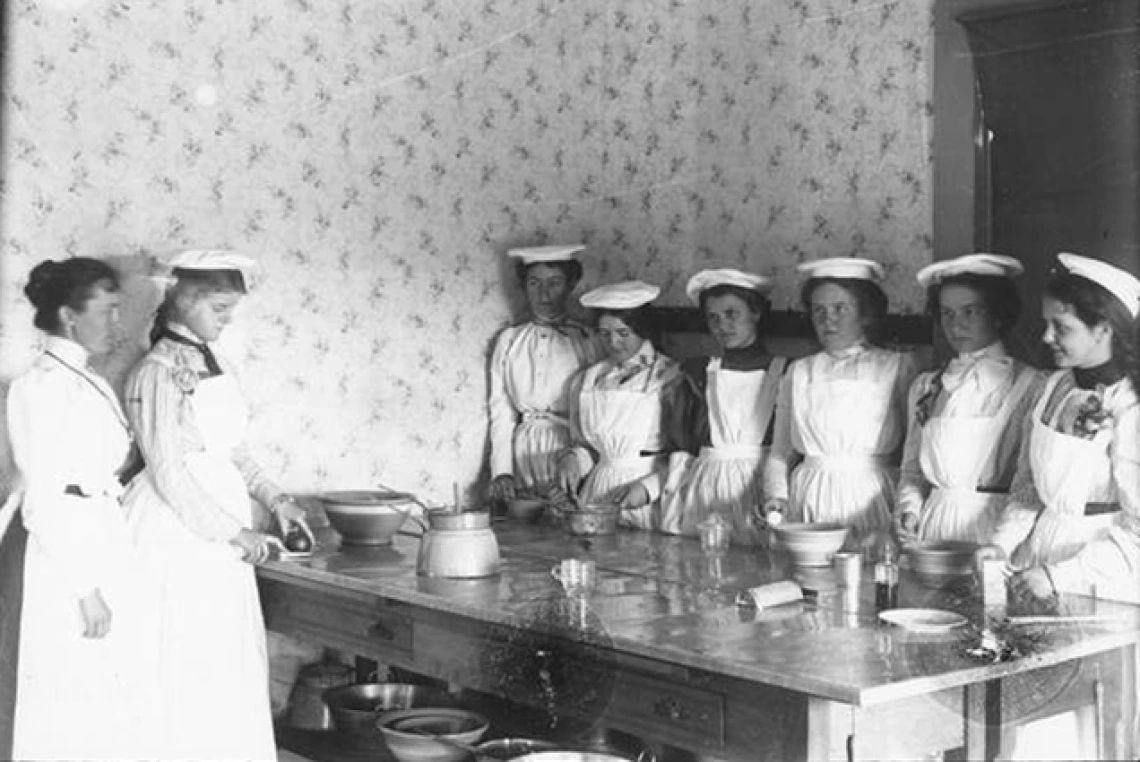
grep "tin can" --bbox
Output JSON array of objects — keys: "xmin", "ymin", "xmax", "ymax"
[
  {"xmin": 833, "ymin": 551, "xmax": 862, "ymax": 588},
  {"xmin": 978, "ymin": 557, "xmax": 1007, "ymax": 608},
  {"xmin": 734, "ymin": 580, "xmax": 803, "ymax": 610}
]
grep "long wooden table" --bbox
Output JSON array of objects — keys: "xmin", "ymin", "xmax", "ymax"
[{"xmin": 258, "ymin": 522, "xmax": 1139, "ymax": 761}]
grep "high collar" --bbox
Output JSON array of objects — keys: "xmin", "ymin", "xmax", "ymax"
[
  {"xmin": 533, "ymin": 313, "xmax": 569, "ymax": 327},
  {"xmin": 614, "ymin": 339, "xmax": 655, "ymax": 371},
  {"xmin": 1074, "ymin": 358, "xmax": 1126, "ymax": 390},
  {"xmin": 721, "ymin": 340, "xmax": 771, "ymax": 371},
  {"xmin": 44, "ymin": 335, "xmax": 90, "ymax": 368},
  {"xmin": 955, "ymin": 340, "xmax": 1007, "ymax": 364},
  {"xmin": 824, "ymin": 342, "xmax": 867, "ymax": 362},
  {"xmin": 164, "ymin": 322, "xmax": 207, "ymax": 344}
]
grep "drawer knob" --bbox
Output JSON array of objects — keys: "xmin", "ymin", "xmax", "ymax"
[
  {"xmin": 653, "ymin": 695, "xmax": 689, "ymax": 722},
  {"xmin": 368, "ymin": 621, "xmax": 395, "ymax": 641}
]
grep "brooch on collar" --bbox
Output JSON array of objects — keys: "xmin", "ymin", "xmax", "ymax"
[
  {"xmin": 1072, "ymin": 388, "xmax": 1112, "ymax": 440},
  {"xmin": 172, "ymin": 366, "xmax": 199, "ymax": 395}
]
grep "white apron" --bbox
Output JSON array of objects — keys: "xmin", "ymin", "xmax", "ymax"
[
  {"xmin": 661, "ymin": 357, "xmax": 785, "ymax": 545},
  {"xmin": 916, "ymin": 370, "xmax": 1037, "ymax": 543},
  {"xmin": 12, "ymin": 359, "xmax": 152, "ymax": 762},
  {"xmin": 14, "ymin": 497, "xmax": 150, "ymax": 762},
  {"xmin": 129, "ymin": 374, "xmax": 276, "ymax": 762},
  {"xmin": 1013, "ymin": 375, "xmax": 1118, "ymax": 571},
  {"xmin": 789, "ymin": 369, "xmax": 898, "ymax": 546},
  {"xmin": 495, "ymin": 322, "xmax": 597, "ymax": 490},
  {"xmin": 513, "ymin": 411, "xmax": 574, "ymax": 489},
  {"xmin": 577, "ymin": 363, "xmax": 666, "ymax": 530}
]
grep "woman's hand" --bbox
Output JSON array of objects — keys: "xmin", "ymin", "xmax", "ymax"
[
  {"xmin": 271, "ymin": 496, "xmax": 315, "ymax": 547},
  {"xmin": 613, "ymin": 483, "xmax": 650, "ymax": 511},
  {"xmin": 487, "ymin": 475, "xmax": 517, "ymax": 504},
  {"xmin": 231, "ymin": 528, "xmax": 286, "ymax": 565},
  {"xmin": 1010, "ymin": 567, "xmax": 1056, "ymax": 601},
  {"xmin": 556, "ymin": 452, "xmax": 583, "ymax": 496},
  {"xmin": 760, "ymin": 498, "xmax": 787, "ymax": 528},
  {"xmin": 895, "ymin": 511, "xmax": 920, "ymax": 546},
  {"xmin": 79, "ymin": 589, "xmax": 112, "ymax": 639}
]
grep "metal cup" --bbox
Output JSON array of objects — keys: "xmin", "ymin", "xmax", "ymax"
[
  {"xmin": 833, "ymin": 551, "xmax": 862, "ymax": 588},
  {"xmin": 552, "ymin": 558, "xmax": 597, "ymax": 595}
]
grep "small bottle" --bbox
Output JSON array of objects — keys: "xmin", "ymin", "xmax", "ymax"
[{"xmin": 874, "ymin": 536, "xmax": 899, "ymax": 611}]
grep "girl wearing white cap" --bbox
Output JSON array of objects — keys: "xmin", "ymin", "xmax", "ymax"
[
  {"xmin": 486, "ymin": 245, "xmax": 602, "ymax": 505},
  {"xmin": 762, "ymin": 258, "xmax": 919, "ymax": 549},
  {"xmin": 659, "ymin": 269, "xmax": 787, "ymax": 545},
  {"xmin": 8, "ymin": 259, "xmax": 151, "ymax": 761},
  {"xmin": 990, "ymin": 253, "xmax": 1140, "ymax": 605},
  {"xmin": 122, "ymin": 250, "xmax": 313, "ymax": 761},
  {"xmin": 895, "ymin": 254, "xmax": 1043, "ymax": 544},
  {"xmin": 557, "ymin": 280, "xmax": 685, "ymax": 529}
]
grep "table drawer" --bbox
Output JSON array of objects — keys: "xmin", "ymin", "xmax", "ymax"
[
  {"xmin": 261, "ymin": 581, "xmax": 413, "ymax": 659},
  {"xmin": 610, "ymin": 670, "xmax": 725, "ymax": 749}
]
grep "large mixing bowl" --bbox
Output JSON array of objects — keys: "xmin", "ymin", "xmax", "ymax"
[
  {"xmin": 475, "ymin": 738, "xmax": 561, "ymax": 759},
  {"xmin": 905, "ymin": 540, "xmax": 979, "ymax": 587},
  {"xmin": 564, "ymin": 503, "xmax": 619, "ymax": 536},
  {"xmin": 322, "ymin": 683, "xmax": 455, "ymax": 735},
  {"xmin": 321, "ymin": 490, "xmax": 419, "ymax": 545},
  {"xmin": 774, "ymin": 522, "xmax": 849, "ymax": 567},
  {"xmin": 377, "ymin": 707, "xmax": 490, "ymax": 762}
]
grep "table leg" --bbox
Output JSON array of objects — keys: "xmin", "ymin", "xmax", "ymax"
[
  {"xmin": 964, "ymin": 680, "xmax": 1002, "ymax": 762},
  {"xmin": 1115, "ymin": 643, "xmax": 1137, "ymax": 761},
  {"xmin": 806, "ymin": 696, "xmax": 848, "ymax": 762}
]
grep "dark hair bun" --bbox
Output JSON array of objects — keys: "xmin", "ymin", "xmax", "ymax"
[{"xmin": 24, "ymin": 260, "xmax": 61, "ymax": 309}]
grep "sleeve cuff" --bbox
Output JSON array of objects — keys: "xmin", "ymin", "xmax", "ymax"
[
  {"xmin": 572, "ymin": 446, "xmax": 594, "ymax": 476},
  {"xmin": 640, "ymin": 472, "xmax": 663, "ymax": 503}
]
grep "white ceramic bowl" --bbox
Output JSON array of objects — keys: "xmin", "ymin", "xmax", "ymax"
[
  {"xmin": 321, "ymin": 490, "xmax": 415, "ymax": 545},
  {"xmin": 377, "ymin": 707, "xmax": 490, "ymax": 762},
  {"xmin": 774, "ymin": 522, "xmax": 849, "ymax": 567}
]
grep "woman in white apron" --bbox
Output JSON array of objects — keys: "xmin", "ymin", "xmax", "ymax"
[
  {"xmin": 557, "ymin": 281, "xmax": 684, "ymax": 530},
  {"xmin": 990, "ymin": 254, "xmax": 1140, "ymax": 605},
  {"xmin": 122, "ymin": 250, "xmax": 312, "ymax": 762},
  {"xmin": 660, "ymin": 269, "xmax": 787, "ymax": 546},
  {"xmin": 7, "ymin": 258, "xmax": 151, "ymax": 761},
  {"xmin": 762, "ymin": 258, "xmax": 918, "ymax": 550},
  {"xmin": 896, "ymin": 254, "xmax": 1043, "ymax": 544},
  {"xmin": 486, "ymin": 245, "xmax": 602, "ymax": 505},
  {"xmin": 992, "ymin": 257, "xmax": 1140, "ymax": 761}
]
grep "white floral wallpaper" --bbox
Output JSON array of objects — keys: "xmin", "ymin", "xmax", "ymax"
[{"xmin": 0, "ymin": 0, "xmax": 935, "ymax": 502}]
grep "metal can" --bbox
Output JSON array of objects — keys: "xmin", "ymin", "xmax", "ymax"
[
  {"xmin": 977, "ymin": 557, "xmax": 1007, "ymax": 608},
  {"xmin": 833, "ymin": 551, "xmax": 862, "ymax": 588}
]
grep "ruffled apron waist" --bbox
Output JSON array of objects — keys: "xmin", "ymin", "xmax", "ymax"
[
  {"xmin": 519, "ymin": 410, "xmax": 570, "ymax": 426},
  {"xmin": 801, "ymin": 454, "xmax": 892, "ymax": 472},
  {"xmin": 930, "ymin": 485, "xmax": 1007, "ymax": 502},
  {"xmin": 700, "ymin": 444, "xmax": 766, "ymax": 462},
  {"xmin": 599, "ymin": 453, "xmax": 662, "ymax": 470}
]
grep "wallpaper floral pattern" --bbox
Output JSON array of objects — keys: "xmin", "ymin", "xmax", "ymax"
[{"xmin": 0, "ymin": 0, "xmax": 935, "ymax": 503}]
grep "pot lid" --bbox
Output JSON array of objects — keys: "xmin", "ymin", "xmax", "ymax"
[{"xmin": 320, "ymin": 490, "xmax": 415, "ymax": 505}]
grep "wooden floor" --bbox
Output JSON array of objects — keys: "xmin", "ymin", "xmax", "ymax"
[{"xmin": 278, "ymin": 748, "xmax": 317, "ymax": 762}]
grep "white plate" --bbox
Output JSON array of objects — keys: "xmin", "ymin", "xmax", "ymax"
[{"xmin": 879, "ymin": 608, "xmax": 967, "ymax": 633}]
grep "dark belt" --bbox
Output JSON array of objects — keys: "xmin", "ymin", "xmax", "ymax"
[
  {"xmin": 115, "ymin": 442, "xmax": 146, "ymax": 487},
  {"xmin": 1085, "ymin": 502, "xmax": 1120, "ymax": 516},
  {"xmin": 63, "ymin": 484, "xmax": 89, "ymax": 497},
  {"xmin": 976, "ymin": 486, "xmax": 1009, "ymax": 495}
]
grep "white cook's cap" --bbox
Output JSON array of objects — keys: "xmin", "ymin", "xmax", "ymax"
[
  {"xmin": 685, "ymin": 268, "xmax": 772, "ymax": 305},
  {"xmin": 1057, "ymin": 252, "xmax": 1140, "ymax": 318},
  {"xmin": 508, "ymin": 244, "xmax": 586, "ymax": 265},
  {"xmin": 580, "ymin": 280, "xmax": 660, "ymax": 310},
  {"xmin": 796, "ymin": 257, "xmax": 885, "ymax": 282},
  {"xmin": 916, "ymin": 253, "xmax": 1024, "ymax": 288},
  {"xmin": 164, "ymin": 249, "xmax": 260, "ymax": 286}
]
